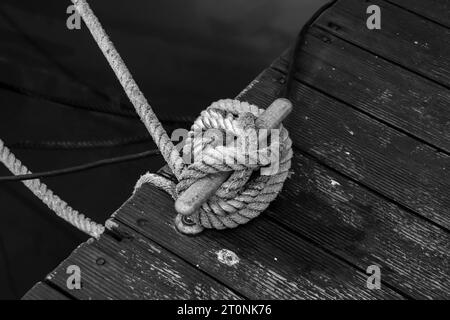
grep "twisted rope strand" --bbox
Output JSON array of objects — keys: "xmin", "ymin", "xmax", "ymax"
[
  {"xmin": 0, "ymin": 0, "xmax": 294, "ymax": 238},
  {"xmin": 183, "ymin": 100, "xmax": 292, "ymax": 229},
  {"xmin": 0, "ymin": 139, "xmax": 104, "ymax": 238},
  {"xmin": 0, "ymin": 0, "xmax": 185, "ymax": 238},
  {"xmin": 72, "ymin": 0, "xmax": 292, "ymax": 232},
  {"xmin": 139, "ymin": 99, "xmax": 293, "ymax": 231},
  {"xmin": 71, "ymin": 0, "xmax": 184, "ymax": 178}
]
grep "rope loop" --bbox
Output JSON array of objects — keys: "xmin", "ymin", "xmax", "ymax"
[
  {"xmin": 141, "ymin": 99, "xmax": 293, "ymax": 230},
  {"xmin": 0, "ymin": 0, "xmax": 294, "ymax": 238}
]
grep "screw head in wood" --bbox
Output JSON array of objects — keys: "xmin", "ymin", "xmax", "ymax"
[{"xmin": 175, "ymin": 214, "xmax": 204, "ymax": 235}]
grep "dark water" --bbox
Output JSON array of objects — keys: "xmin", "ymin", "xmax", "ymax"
[{"xmin": 0, "ymin": 0, "xmax": 326, "ymax": 298}]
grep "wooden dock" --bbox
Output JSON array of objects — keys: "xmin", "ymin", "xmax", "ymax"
[{"xmin": 23, "ymin": 0, "xmax": 449, "ymax": 299}]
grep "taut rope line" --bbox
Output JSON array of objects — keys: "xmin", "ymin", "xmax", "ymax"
[
  {"xmin": 70, "ymin": 0, "xmax": 185, "ymax": 179},
  {"xmin": 71, "ymin": 0, "xmax": 292, "ymax": 234}
]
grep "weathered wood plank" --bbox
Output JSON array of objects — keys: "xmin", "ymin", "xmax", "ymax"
[
  {"xmin": 158, "ymin": 75, "xmax": 450, "ymax": 299},
  {"xmin": 386, "ymin": 0, "xmax": 450, "ymax": 28},
  {"xmin": 44, "ymin": 232, "xmax": 240, "ymax": 300},
  {"xmin": 227, "ymin": 36, "xmax": 450, "ymax": 298},
  {"xmin": 317, "ymin": 0, "xmax": 450, "ymax": 86},
  {"xmin": 98, "ymin": 225, "xmax": 241, "ymax": 300},
  {"xmin": 159, "ymin": 152, "xmax": 450, "ymax": 300},
  {"xmin": 110, "ymin": 184, "xmax": 403, "ymax": 300},
  {"xmin": 46, "ymin": 241, "xmax": 168, "ymax": 300},
  {"xmin": 276, "ymin": 27, "xmax": 450, "ymax": 153},
  {"xmin": 16, "ymin": 0, "xmax": 450, "ymax": 300},
  {"xmin": 140, "ymin": 16, "xmax": 450, "ymax": 298},
  {"xmin": 266, "ymin": 153, "xmax": 450, "ymax": 299},
  {"xmin": 243, "ymin": 66, "xmax": 450, "ymax": 231},
  {"xmin": 22, "ymin": 282, "xmax": 71, "ymax": 300}
]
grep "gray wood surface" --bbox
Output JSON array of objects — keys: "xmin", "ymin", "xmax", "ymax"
[
  {"xmin": 386, "ymin": 0, "xmax": 450, "ymax": 28},
  {"xmin": 277, "ymin": 26, "xmax": 450, "ymax": 153},
  {"xmin": 22, "ymin": 282, "xmax": 71, "ymax": 300},
  {"xmin": 245, "ymin": 65, "xmax": 450, "ymax": 232},
  {"xmin": 317, "ymin": 0, "xmax": 450, "ymax": 86},
  {"xmin": 44, "ymin": 232, "xmax": 240, "ymax": 300},
  {"xmin": 23, "ymin": 0, "xmax": 450, "ymax": 299},
  {"xmin": 109, "ymin": 184, "xmax": 402, "ymax": 300}
]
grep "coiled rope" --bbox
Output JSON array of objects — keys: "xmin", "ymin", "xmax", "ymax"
[
  {"xmin": 0, "ymin": 0, "xmax": 335, "ymax": 237},
  {"xmin": 71, "ymin": 0, "xmax": 292, "ymax": 232},
  {"xmin": 144, "ymin": 99, "xmax": 292, "ymax": 231}
]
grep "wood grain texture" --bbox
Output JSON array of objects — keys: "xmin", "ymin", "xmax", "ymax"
[
  {"xmin": 243, "ymin": 66, "xmax": 450, "ymax": 231},
  {"xmin": 316, "ymin": 0, "xmax": 450, "ymax": 86},
  {"xmin": 156, "ymin": 92, "xmax": 450, "ymax": 299},
  {"xmin": 277, "ymin": 26, "xmax": 450, "ymax": 153},
  {"xmin": 19, "ymin": 0, "xmax": 450, "ymax": 300},
  {"xmin": 110, "ymin": 184, "xmax": 403, "ymax": 300},
  {"xmin": 22, "ymin": 282, "xmax": 71, "ymax": 300},
  {"xmin": 386, "ymin": 0, "xmax": 450, "ymax": 28},
  {"xmin": 161, "ymin": 40, "xmax": 449, "ymax": 298},
  {"xmin": 268, "ymin": 153, "xmax": 450, "ymax": 299},
  {"xmin": 43, "ymin": 232, "xmax": 240, "ymax": 300},
  {"xmin": 159, "ymin": 153, "xmax": 450, "ymax": 299}
]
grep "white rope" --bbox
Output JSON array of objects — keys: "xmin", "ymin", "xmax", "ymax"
[
  {"xmin": 136, "ymin": 100, "xmax": 293, "ymax": 231},
  {"xmin": 0, "ymin": 0, "xmax": 292, "ymax": 238},
  {"xmin": 0, "ymin": 0, "xmax": 183, "ymax": 239},
  {"xmin": 178, "ymin": 99, "xmax": 292, "ymax": 229},
  {"xmin": 72, "ymin": 0, "xmax": 293, "ymax": 231},
  {"xmin": 71, "ymin": 0, "xmax": 184, "ymax": 179},
  {"xmin": 0, "ymin": 139, "xmax": 105, "ymax": 238}
]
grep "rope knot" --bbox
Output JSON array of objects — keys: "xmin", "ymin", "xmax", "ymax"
[{"xmin": 173, "ymin": 99, "xmax": 293, "ymax": 230}]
